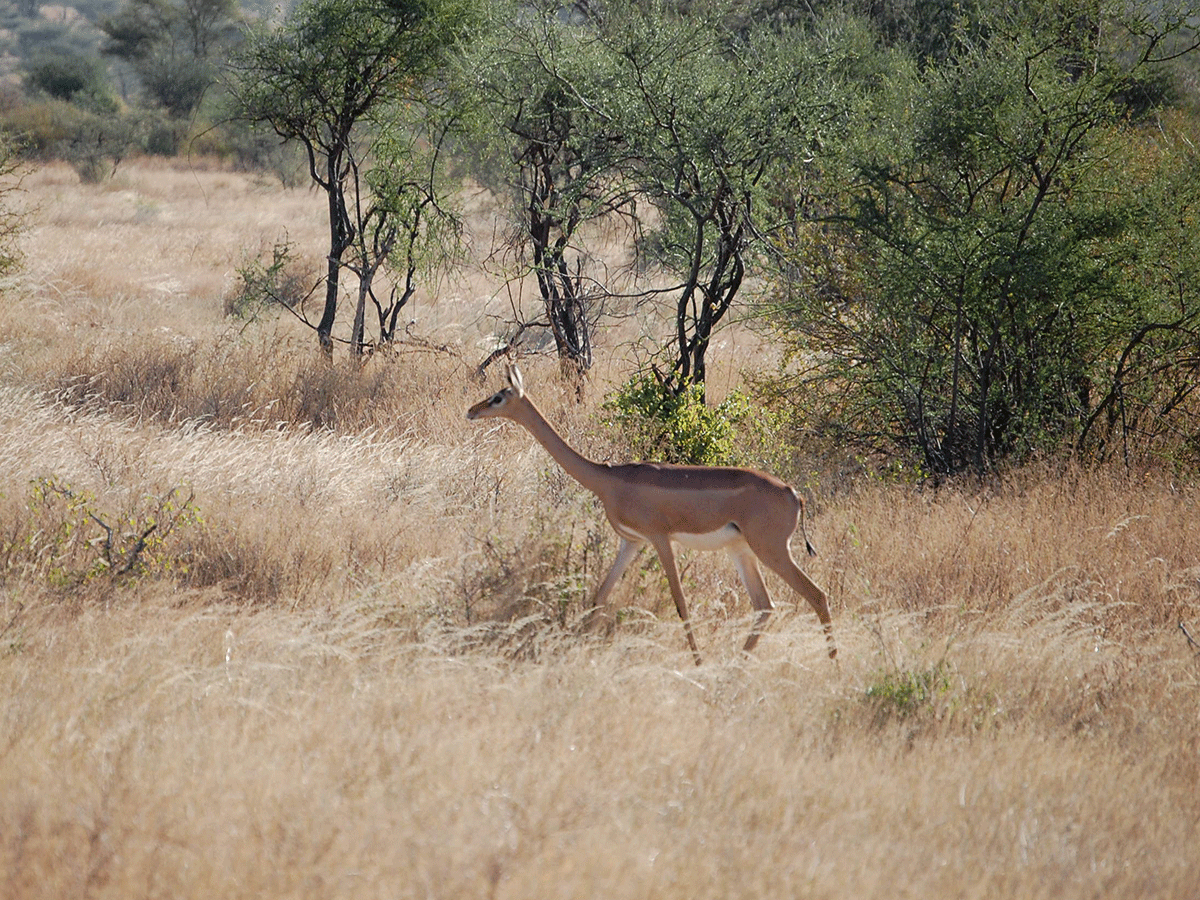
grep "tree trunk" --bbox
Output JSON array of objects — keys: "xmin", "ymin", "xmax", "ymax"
[
  {"xmin": 317, "ymin": 251, "xmax": 340, "ymax": 358},
  {"xmin": 317, "ymin": 160, "xmax": 354, "ymax": 358},
  {"xmin": 528, "ymin": 151, "xmax": 592, "ymax": 377},
  {"xmin": 351, "ymin": 279, "xmax": 369, "ymax": 358}
]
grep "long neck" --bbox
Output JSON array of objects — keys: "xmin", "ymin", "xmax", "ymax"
[{"xmin": 511, "ymin": 398, "xmax": 608, "ymax": 494}]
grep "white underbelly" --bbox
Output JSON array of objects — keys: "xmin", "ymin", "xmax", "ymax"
[
  {"xmin": 671, "ymin": 523, "xmax": 744, "ymax": 551},
  {"xmin": 613, "ymin": 522, "xmax": 745, "ymax": 552}
]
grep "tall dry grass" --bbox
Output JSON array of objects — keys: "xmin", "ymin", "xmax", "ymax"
[{"xmin": 0, "ymin": 160, "xmax": 1198, "ymax": 899}]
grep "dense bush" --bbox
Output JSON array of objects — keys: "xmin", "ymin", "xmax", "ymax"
[
  {"xmin": 601, "ymin": 372, "xmax": 756, "ymax": 467},
  {"xmin": 23, "ymin": 50, "xmax": 116, "ymax": 111},
  {"xmin": 768, "ymin": 2, "xmax": 1200, "ymax": 476}
]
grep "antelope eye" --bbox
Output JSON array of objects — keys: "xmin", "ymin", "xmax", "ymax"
[{"xmin": 490, "ymin": 394, "xmax": 503, "ymax": 405}]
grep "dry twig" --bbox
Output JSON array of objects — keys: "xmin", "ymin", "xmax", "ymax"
[{"xmin": 1180, "ymin": 621, "xmax": 1200, "ymax": 656}]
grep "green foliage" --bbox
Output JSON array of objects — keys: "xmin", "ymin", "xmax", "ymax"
[
  {"xmin": 230, "ymin": 0, "xmax": 479, "ymax": 148},
  {"xmin": 592, "ymin": 2, "xmax": 847, "ymax": 391},
  {"xmin": 456, "ymin": 0, "xmax": 853, "ymax": 390},
  {"xmin": 770, "ymin": 2, "xmax": 1200, "ymax": 475},
  {"xmin": 864, "ymin": 662, "xmax": 952, "ymax": 721},
  {"xmin": 2, "ymin": 97, "xmax": 139, "ymax": 182},
  {"xmin": 228, "ymin": 0, "xmax": 480, "ymax": 354},
  {"xmin": 137, "ymin": 55, "xmax": 215, "ymax": 120},
  {"xmin": 357, "ymin": 115, "xmax": 467, "ymax": 348},
  {"xmin": 455, "ymin": 0, "xmax": 612, "ymax": 372},
  {"xmin": 1, "ymin": 477, "xmax": 202, "ymax": 590},
  {"xmin": 226, "ymin": 240, "xmax": 314, "ymax": 321},
  {"xmin": 101, "ymin": 0, "xmax": 240, "ymax": 117},
  {"xmin": 861, "ymin": 659, "xmax": 1003, "ymax": 732},
  {"xmin": 602, "ymin": 372, "xmax": 754, "ymax": 466},
  {"xmin": 23, "ymin": 50, "xmax": 116, "ymax": 113},
  {"xmin": 601, "ymin": 370, "xmax": 802, "ymax": 472}
]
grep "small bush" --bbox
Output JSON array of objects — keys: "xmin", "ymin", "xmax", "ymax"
[
  {"xmin": 599, "ymin": 372, "xmax": 800, "ymax": 475},
  {"xmin": 456, "ymin": 509, "xmax": 598, "ymax": 630},
  {"xmin": 2, "ymin": 98, "xmax": 135, "ymax": 182},
  {"xmin": 864, "ymin": 663, "xmax": 953, "ymax": 722},
  {"xmin": 1, "ymin": 477, "xmax": 202, "ymax": 590},
  {"xmin": 601, "ymin": 373, "xmax": 747, "ymax": 466},
  {"xmin": 225, "ymin": 240, "xmax": 315, "ymax": 321}
]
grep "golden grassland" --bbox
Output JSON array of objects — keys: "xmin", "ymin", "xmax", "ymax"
[{"xmin": 1, "ymin": 159, "xmax": 1198, "ymax": 899}]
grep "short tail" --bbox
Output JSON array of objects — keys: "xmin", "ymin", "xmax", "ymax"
[{"xmin": 796, "ymin": 491, "xmax": 817, "ymax": 557}]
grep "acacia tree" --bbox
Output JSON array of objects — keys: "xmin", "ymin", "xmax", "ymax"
[
  {"xmin": 773, "ymin": 1, "xmax": 1200, "ymax": 474},
  {"xmin": 460, "ymin": 0, "xmax": 627, "ymax": 377},
  {"xmin": 458, "ymin": 1, "xmax": 846, "ymax": 393},
  {"xmin": 1074, "ymin": 117, "xmax": 1200, "ymax": 465},
  {"xmin": 102, "ymin": 0, "xmax": 241, "ymax": 118},
  {"xmin": 229, "ymin": 0, "xmax": 475, "ymax": 357},
  {"xmin": 350, "ymin": 118, "xmax": 464, "ymax": 351},
  {"xmin": 589, "ymin": 2, "xmax": 841, "ymax": 397}
]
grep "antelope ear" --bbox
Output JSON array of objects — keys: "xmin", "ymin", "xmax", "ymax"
[{"xmin": 506, "ymin": 364, "xmax": 525, "ymax": 397}]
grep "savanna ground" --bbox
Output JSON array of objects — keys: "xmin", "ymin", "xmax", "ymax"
[{"xmin": 1, "ymin": 159, "xmax": 1198, "ymax": 898}]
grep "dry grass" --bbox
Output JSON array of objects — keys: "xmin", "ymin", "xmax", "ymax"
[
  {"xmin": 10, "ymin": 160, "xmax": 323, "ymax": 334},
  {"xmin": 0, "ymin": 160, "xmax": 1198, "ymax": 899}
]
